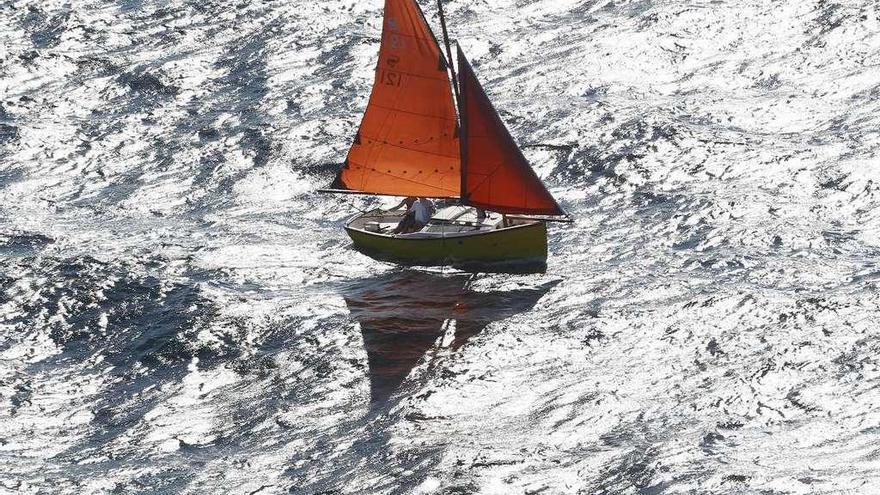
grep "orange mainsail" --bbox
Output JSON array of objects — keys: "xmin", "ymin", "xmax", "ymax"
[
  {"xmin": 331, "ymin": 0, "xmax": 461, "ymax": 198},
  {"xmin": 457, "ymin": 46, "xmax": 565, "ymax": 216}
]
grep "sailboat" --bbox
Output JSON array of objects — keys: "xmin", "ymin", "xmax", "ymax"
[{"xmin": 321, "ymin": 0, "xmax": 570, "ymax": 273}]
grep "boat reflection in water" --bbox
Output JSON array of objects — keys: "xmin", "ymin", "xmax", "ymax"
[{"xmin": 341, "ymin": 271, "xmax": 558, "ymax": 404}]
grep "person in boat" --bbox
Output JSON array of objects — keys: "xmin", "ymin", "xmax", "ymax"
[
  {"xmin": 390, "ymin": 196, "xmax": 417, "ymax": 213},
  {"xmin": 392, "ymin": 196, "xmax": 435, "ymax": 234}
]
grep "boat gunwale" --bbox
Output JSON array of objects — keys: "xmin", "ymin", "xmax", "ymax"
[{"xmin": 344, "ymin": 210, "xmax": 544, "ymax": 242}]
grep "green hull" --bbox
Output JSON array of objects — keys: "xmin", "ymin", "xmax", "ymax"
[{"xmin": 345, "ymin": 218, "xmax": 548, "ymax": 273}]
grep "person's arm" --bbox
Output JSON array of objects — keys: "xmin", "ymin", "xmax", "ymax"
[{"xmin": 388, "ymin": 198, "xmax": 407, "ymax": 211}]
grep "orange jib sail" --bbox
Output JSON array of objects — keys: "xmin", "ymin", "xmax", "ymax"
[
  {"xmin": 331, "ymin": 0, "xmax": 460, "ymax": 198},
  {"xmin": 457, "ymin": 47, "xmax": 565, "ymax": 216}
]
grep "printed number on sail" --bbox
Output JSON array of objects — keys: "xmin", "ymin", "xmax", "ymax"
[{"xmin": 380, "ymin": 70, "xmax": 402, "ymax": 87}]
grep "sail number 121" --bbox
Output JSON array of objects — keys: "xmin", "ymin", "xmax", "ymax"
[{"xmin": 380, "ymin": 70, "xmax": 402, "ymax": 87}]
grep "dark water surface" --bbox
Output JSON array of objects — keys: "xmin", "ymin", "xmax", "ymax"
[{"xmin": 2, "ymin": 1, "xmax": 880, "ymax": 494}]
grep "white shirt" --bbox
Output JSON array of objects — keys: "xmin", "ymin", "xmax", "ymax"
[{"xmin": 411, "ymin": 198, "xmax": 434, "ymax": 224}]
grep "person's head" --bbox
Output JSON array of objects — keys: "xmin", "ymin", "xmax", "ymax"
[{"xmin": 405, "ymin": 196, "xmax": 416, "ymax": 207}]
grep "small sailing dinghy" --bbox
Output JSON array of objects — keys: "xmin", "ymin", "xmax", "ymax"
[{"xmin": 320, "ymin": 0, "xmax": 570, "ymax": 273}]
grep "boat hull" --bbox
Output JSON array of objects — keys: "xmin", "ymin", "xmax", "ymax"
[{"xmin": 344, "ymin": 215, "xmax": 548, "ymax": 273}]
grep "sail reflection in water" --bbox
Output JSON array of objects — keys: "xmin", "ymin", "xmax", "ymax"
[{"xmin": 341, "ymin": 271, "xmax": 558, "ymax": 403}]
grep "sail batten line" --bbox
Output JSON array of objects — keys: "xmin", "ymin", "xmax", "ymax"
[
  {"xmin": 377, "ymin": 29, "xmax": 440, "ymax": 43},
  {"xmin": 351, "ymin": 135, "xmax": 459, "ymax": 158},
  {"xmin": 369, "ymin": 67, "xmax": 450, "ymax": 82},
  {"xmin": 318, "ymin": 189, "xmax": 456, "ymax": 200},
  {"xmin": 369, "ymin": 102, "xmax": 458, "ymax": 121},
  {"xmin": 347, "ymin": 163, "xmax": 460, "ymax": 192}
]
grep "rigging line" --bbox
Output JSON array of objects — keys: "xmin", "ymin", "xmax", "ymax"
[
  {"xmin": 407, "ymin": 0, "xmax": 460, "ymax": 136},
  {"xmin": 358, "ymin": 133, "xmax": 460, "ymax": 159},
  {"xmin": 318, "ymin": 189, "xmax": 455, "ymax": 200},
  {"xmin": 347, "ymin": 160, "xmax": 460, "ymax": 194},
  {"xmin": 462, "ymin": 160, "xmax": 505, "ymax": 199},
  {"xmin": 409, "ymin": 0, "xmax": 452, "ymax": 69},
  {"xmin": 372, "ymin": 66, "xmax": 450, "ymax": 82},
  {"xmin": 378, "ymin": 30, "xmax": 435, "ymax": 42},
  {"xmin": 464, "ymin": 272, "xmax": 479, "ymax": 290},
  {"xmin": 369, "ymin": 102, "xmax": 458, "ymax": 121}
]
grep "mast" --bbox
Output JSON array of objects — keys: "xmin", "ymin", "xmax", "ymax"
[
  {"xmin": 435, "ymin": 0, "xmax": 466, "ymax": 201},
  {"xmin": 436, "ymin": 0, "xmax": 461, "ymax": 122}
]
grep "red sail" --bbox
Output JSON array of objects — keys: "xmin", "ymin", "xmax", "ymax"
[
  {"xmin": 332, "ymin": 0, "xmax": 460, "ymax": 198},
  {"xmin": 457, "ymin": 47, "xmax": 565, "ymax": 216}
]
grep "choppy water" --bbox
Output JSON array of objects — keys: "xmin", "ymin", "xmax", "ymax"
[{"xmin": 2, "ymin": 0, "xmax": 880, "ymax": 493}]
